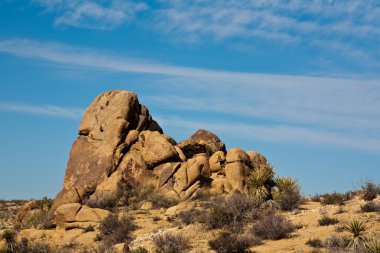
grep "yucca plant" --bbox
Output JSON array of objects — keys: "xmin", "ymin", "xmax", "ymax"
[
  {"xmin": 1, "ymin": 230, "xmax": 19, "ymax": 253},
  {"xmin": 276, "ymin": 177, "xmax": 299, "ymax": 192},
  {"xmin": 365, "ymin": 240, "xmax": 380, "ymax": 253},
  {"xmin": 345, "ymin": 219, "xmax": 367, "ymax": 252},
  {"xmin": 273, "ymin": 176, "xmax": 302, "ymax": 211},
  {"xmin": 246, "ymin": 163, "xmax": 275, "ymax": 200}
]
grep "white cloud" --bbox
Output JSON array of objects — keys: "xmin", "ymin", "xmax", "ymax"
[
  {"xmin": 0, "ymin": 38, "xmax": 379, "ymax": 151},
  {"xmin": 0, "ymin": 102, "xmax": 84, "ymax": 119},
  {"xmin": 153, "ymin": 0, "xmax": 380, "ymax": 41},
  {"xmin": 34, "ymin": 0, "xmax": 147, "ymax": 30},
  {"xmin": 151, "ymin": 0, "xmax": 380, "ymax": 68},
  {"xmin": 157, "ymin": 116, "xmax": 380, "ymax": 152}
]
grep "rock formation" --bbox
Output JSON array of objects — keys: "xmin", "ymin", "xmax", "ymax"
[{"xmin": 52, "ymin": 90, "xmax": 267, "ymax": 216}]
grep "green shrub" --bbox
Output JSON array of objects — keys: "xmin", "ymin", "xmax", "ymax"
[
  {"xmin": 362, "ymin": 181, "xmax": 379, "ymax": 201},
  {"xmin": 318, "ymin": 215, "xmax": 339, "ymax": 226},
  {"xmin": 84, "ymin": 225, "xmax": 95, "ymax": 232},
  {"xmin": 99, "ymin": 215, "xmax": 136, "ymax": 245},
  {"xmin": 130, "ymin": 247, "xmax": 148, "ymax": 253},
  {"xmin": 324, "ymin": 234, "xmax": 351, "ymax": 250},
  {"xmin": 204, "ymin": 194, "xmax": 259, "ymax": 231},
  {"xmin": 24, "ymin": 210, "xmax": 54, "ymax": 229},
  {"xmin": 321, "ymin": 192, "xmax": 350, "ymax": 206},
  {"xmin": 208, "ymin": 232, "xmax": 262, "ymax": 253},
  {"xmin": 306, "ymin": 238, "xmax": 323, "ymax": 248},
  {"xmin": 178, "ymin": 210, "xmax": 199, "ymax": 225},
  {"xmin": 153, "ymin": 233, "xmax": 190, "ymax": 253},
  {"xmin": 311, "ymin": 194, "xmax": 321, "ymax": 202},
  {"xmin": 273, "ymin": 177, "xmax": 302, "ymax": 211},
  {"xmin": 252, "ymin": 214, "xmax": 295, "ymax": 240},
  {"xmin": 361, "ymin": 201, "xmax": 380, "ymax": 212},
  {"xmin": 87, "ymin": 182, "xmax": 178, "ymax": 210}
]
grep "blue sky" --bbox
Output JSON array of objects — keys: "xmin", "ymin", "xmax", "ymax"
[{"xmin": 1, "ymin": 0, "xmax": 380, "ymax": 199}]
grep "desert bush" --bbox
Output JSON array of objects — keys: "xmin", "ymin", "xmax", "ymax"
[
  {"xmin": 321, "ymin": 192, "xmax": 350, "ymax": 206},
  {"xmin": 25, "ymin": 241, "xmax": 52, "ymax": 253},
  {"xmin": 99, "ymin": 215, "xmax": 136, "ymax": 245},
  {"xmin": 152, "ymin": 216, "xmax": 161, "ymax": 222},
  {"xmin": 361, "ymin": 201, "xmax": 380, "ymax": 212},
  {"xmin": 208, "ymin": 232, "xmax": 262, "ymax": 253},
  {"xmin": 24, "ymin": 210, "xmax": 54, "ymax": 229},
  {"xmin": 191, "ymin": 188, "xmax": 215, "ymax": 201},
  {"xmin": 318, "ymin": 215, "xmax": 339, "ymax": 226},
  {"xmin": 311, "ymin": 194, "xmax": 321, "ymax": 202},
  {"xmin": 88, "ymin": 182, "xmax": 178, "ymax": 210},
  {"xmin": 124, "ymin": 184, "xmax": 178, "ymax": 209},
  {"xmin": 153, "ymin": 233, "xmax": 190, "ymax": 253},
  {"xmin": 0, "ymin": 230, "xmax": 18, "ymax": 253},
  {"xmin": 273, "ymin": 177, "xmax": 302, "ymax": 211},
  {"xmin": 252, "ymin": 213, "xmax": 295, "ymax": 240},
  {"xmin": 306, "ymin": 238, "xmax": 324, "ymax": 248},
  {"xmin": 130, "ymin": 247, "xmax": 148, "ymax": 253},
  {"xmin": 324, "ymin": 234, "xmax": 351, "ymax": 250},
  {"xmin": 308, "ymin": 250, "xmax": 322, "ymax": 253},
  {"xmin": 362, "ymin": 181, "xmax": 379, "ymax": 201},
  {"xmin": 178, "ymin": 210, "xmax": 198, "ymax": 225},
  {"xmin": 35, "ymin": 197, "xmax": 53, "ymax": 210},
  {"xmin": 84, "ymin": 225, "xmax": 95, "ymax": 232},
  {"xmin": 365, "ymin": 240, "xmax": 380, "ymax": 253},
  {"xmin": 246, "ymin": 162, "xmax": 276, "ymax": 201},
  {"xmin": 85, "ymin": 196, "xmax": 118, "ymax": 210},
  {"xmin": 204, "ymin": 194, "xmax": 259, "ymax": 231}
]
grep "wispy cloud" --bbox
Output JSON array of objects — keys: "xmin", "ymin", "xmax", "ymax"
[
  {"xmin": 34, "ymin": 0, "xmax": 147, "ymax": 30},
  {"xmin": 0, "ymin": 102, "xmax": 84, "ymax": 119},
  {"xmin": 157, "ymin": 116, "xmax": 380, "ymax": 152},
  {"xmin": 153, "ymin": 1, "xmax": 380, "ymax": 43},
  {"xmin": 30, "ymin": 0, "xmax": 380, "ymax": 72},
  {"xmin": 151, "ymin": 0, "xmax": 380, "ymax": 70},
  {"xmin": 0, "ymin": 38, "xmax": 379, "ymax": 151}
]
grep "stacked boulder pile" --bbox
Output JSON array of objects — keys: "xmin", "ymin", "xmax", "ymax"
[{"xmin": 51, "ymin": 90, "xmax": 268, "ymax": 229}]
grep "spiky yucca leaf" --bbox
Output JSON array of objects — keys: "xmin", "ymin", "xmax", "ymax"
[
  {"xmin": 246, "ymin": 164, "xmax": 274, "ymax": 188},
  {"xmin": 365, "ymin": 240, "xmax": 380, "ymax": 253},
  {"xmin": 345, "ymin": 219, "xmax": 367, "ymax": 238},
  {"xmin": 345, "ymin": 219, "xmax": 367, "ymax": 252},
  {"xmin": 276, "ymin": 177, "xmax": 299, "ymax": 192},
  {"xmin": 246, "ymin": 163, "xmax": 274, "ymax": 200}
]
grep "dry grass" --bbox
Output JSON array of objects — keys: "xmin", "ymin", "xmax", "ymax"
[
  {"xmin": 252, "ymin": 213, "xmax": 295, "ymax": 240},
  {"xmin": 153, "ymin": 233, "xmax": 190, "ymax": 253}
]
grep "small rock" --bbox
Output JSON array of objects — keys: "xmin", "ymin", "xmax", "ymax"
[{"xmin": 140, "ymin": 201, "xmax": 153, "ymax": 210}]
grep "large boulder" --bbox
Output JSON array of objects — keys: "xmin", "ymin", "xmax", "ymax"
[
  {"xmin": 132, "ymin": 131, "xmax": 180, "ymax": 168},
  {"xmin": 52, "ymin": 90, "xmax": 162, "ymax": 210},
  {"xmin": 54, "ymin": 204, "xmax": 111, "ymax": 230},
  {"xmin": 225, "ymin": 161, "xmax": 249, "ymax": 193},
  {"xmin": 226, "ymin": 148, "xmax": 251, "ymax": 167},
  {"xmin": 178, "ymin": 129, "xmax": 226, "ymax": 158},
  {"xmin": 209, "ymin": 151, "xmax": 226, "ymax": 173},
  {"xmin": 247, "ymin": 150, "xmax": 267, "ymax": 168}
]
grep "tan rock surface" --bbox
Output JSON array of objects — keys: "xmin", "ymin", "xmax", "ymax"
[
  {"xmin": 226, "ymin": 147, "xmax": 251, "ymax": 166},
  {"xmin": 225, "ymin": 161, "xmax": 249, "ymax": 192},
  {"xmin": 247, "ymin": 150, "xmax": 268, "ymax": 168},
  {"xmin": 52, "ymin": 90, "xmax": 162, "ymax": 211},
  {"xmin": 178, "ymin": 129, "xmax": 226, "ymax": 158},
  {"xmin": 209, "ymin": 151, "xmax": 226, "ymax": 173}
]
